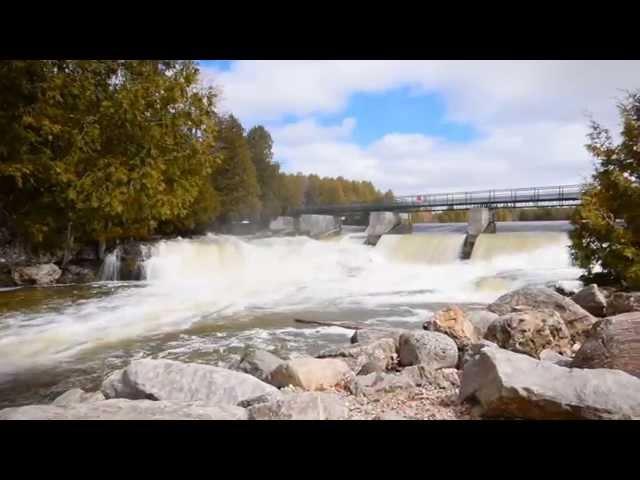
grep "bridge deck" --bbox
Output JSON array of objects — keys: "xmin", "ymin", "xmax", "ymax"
[{"xmin": 291, "ymin": 184, "xmax": 585, "ymax": 216}]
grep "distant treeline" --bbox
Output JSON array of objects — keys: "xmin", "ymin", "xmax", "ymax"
[
  {"xmin": 410, "ymin": 207, "xmax": 575, "ymax": 223},
  {"xmin": 0, "ymin": 61, "xmax": 391, "ymax": 251}
]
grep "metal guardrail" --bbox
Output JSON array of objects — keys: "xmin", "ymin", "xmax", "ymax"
[{"xmin": 292, "ymin": 184, "xmax": 586, "ymax": 215}]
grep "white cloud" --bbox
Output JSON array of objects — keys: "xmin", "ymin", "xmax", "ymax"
[{"xmin": 200, "ymin": 60, "xmax": 640, "ymax": 194}]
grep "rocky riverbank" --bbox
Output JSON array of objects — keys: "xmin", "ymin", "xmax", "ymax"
[{"xmin": 1, "ymin": 284, "xmax": 639, "ymax": 420}]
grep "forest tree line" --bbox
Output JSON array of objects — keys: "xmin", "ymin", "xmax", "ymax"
[
  {"xmin": 409, "ymin": 207, "xmax": 575, "ymax": 223},
  {"xmin": 0, "ymin": 60, "xmax": 390, "ymax": 252}
]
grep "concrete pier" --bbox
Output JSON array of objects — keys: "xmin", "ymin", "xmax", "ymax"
[
  {"xmin": 296, "ymin": 215, "xmax": 342, "ymax": 239},
  {"xmin": 461, "ymin": 207, "xmax": 496, "ymax": 259},
  {"xmin": 364, "ymin": 212, "xmax": 413, "ymax": 245}
]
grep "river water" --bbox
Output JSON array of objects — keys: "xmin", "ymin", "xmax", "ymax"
[{"xmin": 0, "ymin": 222, "xmax": 582, "ymax": 407}]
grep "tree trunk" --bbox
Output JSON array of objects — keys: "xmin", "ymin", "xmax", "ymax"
[{"xmin": 62, "ymin": 222, "xmax": 73, "ymax": 266}]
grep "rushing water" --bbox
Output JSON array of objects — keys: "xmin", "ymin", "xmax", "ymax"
[{"xmin": 0, "ymin": 222, "xmax": 583, "ymax": 407}]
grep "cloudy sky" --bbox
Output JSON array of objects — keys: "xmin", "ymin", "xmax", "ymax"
[{"xmin": 199, "ymin": 60, "xmax": 640, "ymax": 195}]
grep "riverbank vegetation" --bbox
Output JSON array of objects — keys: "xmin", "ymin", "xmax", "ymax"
[{"xmin": 0, "ymin": 60, "xmax": 390, "ymax": 254}]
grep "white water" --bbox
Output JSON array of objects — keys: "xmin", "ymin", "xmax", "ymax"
[{"xmin": 0, "ymin": 228, "xmax": 583, "ymax": 377}]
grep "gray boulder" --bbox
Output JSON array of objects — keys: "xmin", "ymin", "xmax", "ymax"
[
  {"xmin": 398, "ymin": 331, "xmax": 458, "ymax": 369},
  {"xmin": 348, "ymin": 372, "xmax": 415, "ymax": 396},
  {"xmin": 401, "ymin": 365, "xmax": 460, "ymax": 390},
  {"xmin": 606, "ymin": 292, "xmax": 640, "ymax": 316},
  {"xmin": 317, "ymin": 338, "xmax": 396, "ymax": 375},
  {"xmin": 0, "ymin": 399, "xmax": 248, "ymax": 420},
  {"xmin": 572, "ymin": 312, "xmax": 640, "ymax": 378},
  {"xmin": 539, "ymin": 349, "xmax": 573, "ymax": 367},
  {"xmin": 58, "ymin": 265, "xmax": 97, "ymax": 284},
  {"xmin": 465, "ymin": 310, "xmax": 499, "ymax": 338},
  {"xmin": 101, "ymin": 359, "xmax": 277, "ymax": 405},
  {"xmin": 487, "ymin": 286, "xmax": 596, "ymax": 342},
  {"xmin": 460, "ymin": 340, "xmax": 499, "ymax": 368},
  {"xmin": 12, "ymin": 263, "xmax": 62, "ymax": 285},
  {"xmin": 247, "ymin": 392, "xmax": 347, "ymax": 420},
  {"xmin": 52, "ymin": 388, "xmax": 105, "ymax": 406},
  {"xmin": 484, "ymin": 309, "xmax": 572, "ymax": 358},
  {"xmin": 350, "ymin": 327, "xmax": 406, "ymax": 349},
  {"xmin": 460, "ymin": 346, "xmax": 640, "ymax": 419},
  {"xmin": 572, "ymin": 284, "xmax": 608, "ymax": 317},
  {"xmin": 237, "ymin": 348, "xmax": 284, "ymax": 383}
]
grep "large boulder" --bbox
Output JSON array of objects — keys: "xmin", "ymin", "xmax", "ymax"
[
  {"xmin": 423, "ymin": 306, "xmax": 478, "ymax": 348},
  {"xmin": 101, "ymin": 359, "xmax": 277, "ymax": 405},
  {"xmin": 237, "ymin": 349, "xmax": 284, "ymax": 383},
  {"xmin": 58, "ymin": 264, "xmax": 97, "ymax": 284},
  {"xmin": 247, "ymin": 392, "xmax": 347, "ymax": 420},
  {"xmin": 460, "ymin": 347, "xmax": 640, "ymax": 419},
  {"xmin": 487, "ymin": 286, "xmax": 596, "ymax": 342},
  {"xmin": 553, "ymin": 280, "xmax": 584, "ymax": 297},
  {"xmin": 539, "ymin": 349, "xmax": 573, "ymax": 367},
  {"xmin": 400, "ymin": 365, "xmax": 460, "ymax": 390},
  {"xmin": 465, "ymin": 310, "xmax": 499, "ymax": 338},
  {"xmin": 484, "ymin": 309, "xmax": 572, "ymax": 358},
  {"xmin": 317, "ymin": 338, "xmax": 396, "ymax": 375},
  {"xmin": 348, "ymin": 372, "xmax": 415, "ymax": 396},
  {"xmin": 572, "ymin": 312, "xmax": 640, "ymax": 378},
  {"xmin": 52, "ymin": 388, "xmax": 105, "ymax": 406},
  {"xmin": 398, "ymin": 331, "xmax": 458, "ymax": 369},
  {"xmin": 268, "ymin": 357, "xmax": 354, "ymax": 391},
  {"xmin": 606, "ymin": 292, "xmax": 640, "ymax": 316},
  {"xmin": 12, "ymin": 263, "xmax": 62, "ymax": 286},
  {"xmin": 572, "ymin": 284, "xmax": 608, "ymax": 317},
  {"xmin": 460, "ymin": 340, "xmax": 499, "ymax": 368},
  {"xmin": 350, "ymin": 327, "xmax": 406, "ymax": 349},
  {"xmin": 0, "ymin": 399, "xmax": 248, "ymax": 420}
]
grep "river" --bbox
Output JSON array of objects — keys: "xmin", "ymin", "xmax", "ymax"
[{"xmin": 0, "ymin": 221, "xmax": 582, "ymax": 408}]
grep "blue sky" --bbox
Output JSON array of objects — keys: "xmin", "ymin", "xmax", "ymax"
[{"xmin": 197, "ymin": 60, "xmax": 640, "ymax": 194}]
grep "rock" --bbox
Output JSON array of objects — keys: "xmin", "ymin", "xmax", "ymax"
[
  {"xmin": 52, "ymin": 388, "xmax": 105, "ymax": 406},
  {"xmin": 553, "ymin": 280, "xmax": 583, "ymax": 296},
  {"xmin": 101, "ymin": 359, "xmax": 278, "ymax": 405},
  {"xmin": 398, "ymin": 331, "xmax": 458, "ymax": 368},
  {"xmin": 460, "ymin": 347, "xmax": 640, "ymax": 419},
  {"xmin": 317, "ymin": 338, "xmax": 396, "ymax": 375},
  {"xmin": 539, "ymin": 349, "xmax": 573, "ymax": 367},
  {"xmin": 484, "ymin": 309, "xmax": 572, "ymax": 358},
  {"xmin": 424, "ymin": 306, "xmax": 478, "ymax": 348},
  {"xmin": 401, "ymin": 365, "xmax": 460, "ymax": 390},
  {"xmin": 572, "ymin": 312, "xmax": 640, "ymax": 378},
  {"xmin": 236, "ymin": 391, "xmax": 284, "ymax": 408},
  {"xmin": 606, "ymin": 292, "xmax": 640, "ymax": 316},
  {"xmin": 0, "ymin": 399, "xmax": 248, "ymax": 420},
  {"xmin": 465, "ymin": 310, "xmax": 499, "ymax": 338},
  {"xmin": 268, "ymin": 357, "xmax": 354, "ymax": 391},
  {"xmin": 237, "ymin": 348, "xmax": 284, "ymax": 383},
  {"xmin": 374, "ymin": 412, "xmax": 406, "ymax": 420},
  {"xmin": 348, "ymin": 372, "xmax": 415, "ymax": 396},
  {"xmin": 460, "ymin": 340, "xmax": 499, "ymax": 367},
  {"xmin": 12, "ymin": 263, "xmax": 62, "ymax": 286},
  {"xmin": 75, "ymin": 245, "xmax": 99, "ymax": 261},
  {"xmin": 0, "ymin": 264, "xmax": 14, "ymax": 287},
  {"xmin": 572, "ymin": 284, "xmax": 608, "ymax": 317},
  {"xmin": 487, "ymin": 286, "xmax": 596, "ymax": 342},
  {"xmin": 350, "ymin": 327, "xmax": 406, "ymax": 349},
  {"xmin": 58, "ymin": 264, "xmax": 97, "ymax": 284},
  {"xmin": 247, "ymin": 392, "xmax": 347, "ymax": 420}
]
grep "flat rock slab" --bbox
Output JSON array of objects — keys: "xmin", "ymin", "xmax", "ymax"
[
  {"xmin": 460, "ymin": 346, "xmax": 640, "ymax": 419},
  {"xmin": 101, "ymin": 359, "xmax": 278, "ymax": 405},
  {"xmin": 0, "ymin": 399, "xmax": 248, "ymax": 420},
  {"xmin": 247, "ymin": 392, "xmax": 347, "ymax": 420},
  {"xmin": 268, "ymin": 357, "xmax": 354, "ymax": 391}
]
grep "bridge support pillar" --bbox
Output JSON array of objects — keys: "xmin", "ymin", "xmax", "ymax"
[
  {"xmin": 461, "ymin": 208, "xmax": 496, "ymax": 259},
  {"xmin": 365, "ymin": 212, "xmax": 413, "ymax": 245},
  {"xmin": 296, "ymin": 214, "xmax": 342, "ymax": 239}
]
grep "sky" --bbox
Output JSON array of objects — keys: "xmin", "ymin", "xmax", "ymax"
[{"xmin": 198, "ymin": 60, "xmax": 640, "ymax": 195}]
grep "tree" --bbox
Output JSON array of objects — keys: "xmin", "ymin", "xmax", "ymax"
[
  {"xmin": 570, "ymin": 91, "xmax": 640, "ymax": 289},
  {"xmin": 247, "ymin": 125, "xmax": 281, "ymax": 223}
]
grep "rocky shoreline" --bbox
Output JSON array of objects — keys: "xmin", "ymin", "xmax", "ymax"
[{"xmin": 1, "ymin": 284, "xmax": 639, "ymax": 420}]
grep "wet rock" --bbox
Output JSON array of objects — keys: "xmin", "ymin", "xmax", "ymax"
[
  {"xmin": 572, "ymin": 284, "xmax": 608, "ymax": 317},
  {"xmin": 484, "ymin": 309, "xmax": 572, "ymax": 358},
  {"xmin": 58, "ymin": 264, "xmax": 97, "ymax": 284},
  {"xmin": 52, "ymin": 388, "xmax": 105, "ymax": 406},
  {"xmin": 101, "ymin": 359, "xmax": 277, "ymax": 405},
  {"xmin": 317, "ymin": 338, "xmax": 396, "ymax": 375},
  {"xmin": 401, "ymin": 365, "xmax": 460, "ymax": 390},
  {"xmin": 606, "ymin": 292, "xmax": 640, "ymax": 316},
  {"xmin": 12, "ymin": 263, "xmax": 62, "ymax": 286},
  {"xmin": 460, "ymin": 347, "xmax": 640, "ymax": 420},
  {"xmin": 247, "ymin": 391, "xmax": 347, "ymax": 420},
  {"xmin": 268, "ymin": 357, "xmax": 354, "ymax": 391},
  {"xmin": 572, "ymin": 312, "xmax": 640, "ymax": 378},
  {"xmin": 398, "ymin": 331, "xmax": 458, "ymax": 369},
  {"xmin": 350, "ymin": 327, "xmax": 406, "ymax": 349},
  {"xmin": 348, "ymin": 372, "xmax": 415, "ymax": 396},
  {"xmin": 539, "ymin": 349, "xmax": 573, "ymax": 367},
  {"xmin": 0, "ymin": 399, "xmax": 248, "ymax": 420},
  {"xmin": 487, "ymin": 286, "xmax": 596, "ymax": 343},
  {"xmin": 465, "ymin": 310, "xmax": 499, "ymax": 338},
  {"xmin": 423, "ymin": 306, "xmax": 478, "ymax": 348},
  {"xmin": 237, "ymin": 348, "xmax": 284, "ymax": 383}
]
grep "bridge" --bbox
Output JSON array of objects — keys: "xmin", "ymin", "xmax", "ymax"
[{"xmin": 290, "ymin": 184, "xmax": 585, "ymax": 216}]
